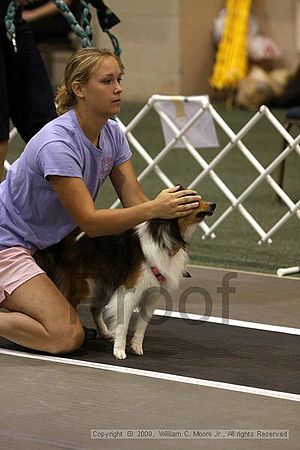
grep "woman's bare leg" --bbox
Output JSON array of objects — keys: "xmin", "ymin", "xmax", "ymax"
[{"xmin": 0, "ymin": 274, "xmax": 85, "ymax": 354}]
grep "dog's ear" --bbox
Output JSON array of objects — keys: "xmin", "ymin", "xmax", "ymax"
[{"xmin": 177, "ymin": 185, "xmax": 196, "ymax": 198}]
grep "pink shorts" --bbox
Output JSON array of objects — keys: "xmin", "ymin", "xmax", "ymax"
[{"xmin": 0, "ymin": 247, "xmax": 45, "ymax": 303}]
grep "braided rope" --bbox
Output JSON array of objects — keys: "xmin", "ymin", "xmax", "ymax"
[
  {"xmin": 5, "ymin": 0, "xmax": 92, "ymax": 50},
  {"xmin": 80, "ymin": 0, "xmax": 92, "ymax": 42},
  {"xmin": 106, "ymin": 30, "xmax": 121, "ymax": 58},
  {"xmin": 5, "ymin": 0, "xmax": 17, "ymax": 52},
  {"xmin": 47, "ymin": 0, "xmax": 92, "ymax": 47},
  {"xmin": 5, "ymin": 0, "xmax": 122, "ymax": 60}
]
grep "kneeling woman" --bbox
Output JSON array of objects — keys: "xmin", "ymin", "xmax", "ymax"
[{"xmin": 0, "ymin": 48, "xmax": 201, "ymax": 354}]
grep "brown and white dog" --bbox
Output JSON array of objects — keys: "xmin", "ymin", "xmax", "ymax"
[{"xmin": 34, "ymin": 197, "xmax": 215, "ymax": 359}]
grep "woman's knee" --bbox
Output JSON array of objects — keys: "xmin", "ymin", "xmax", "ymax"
[{"xmin": 48, "ymin": 323, "xmax": 85, "ymax": 355}]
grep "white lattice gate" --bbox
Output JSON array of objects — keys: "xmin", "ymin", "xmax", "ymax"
[
  {"xmin": 111, "ymin": 96, "xmax": 300, "ymax": 246},
  {"xmin": 5, "ymin": 96, "xmax": 300, "ymax": 274}
]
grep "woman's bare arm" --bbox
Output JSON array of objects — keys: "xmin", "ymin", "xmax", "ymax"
[
  {"xmin": 48, "ymin": 175, "xmax": 201, "ymax": 237},
  {"xmin": 110, "ymin": 160, "xmax": 149, "ymax": 207}
]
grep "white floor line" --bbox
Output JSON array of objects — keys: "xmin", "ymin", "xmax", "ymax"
[
  {"xmin": 188, "ymin": 263, "xmax": 300, "ymax": 281},
  {"xmin": 0, "ymin": 348, "xmax": 299, "ymax": 403},
  {"xmin": 153, "ymin": 309, "xmax": 300, "ymax": 335}
]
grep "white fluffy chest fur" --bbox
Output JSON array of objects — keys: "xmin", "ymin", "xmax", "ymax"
[{"xmin": 136, "ymin": 222, "xmax": 188, "ymax": 290}]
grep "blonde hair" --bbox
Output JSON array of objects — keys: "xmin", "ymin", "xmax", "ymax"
[{"xmin": 55, "ymin": 47, "xmax": 122, "ymax": 115}]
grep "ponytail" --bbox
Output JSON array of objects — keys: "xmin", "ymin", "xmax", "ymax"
[{"xmin": 55, "ymin": 84, "xmax": 76, "ymax": 116}]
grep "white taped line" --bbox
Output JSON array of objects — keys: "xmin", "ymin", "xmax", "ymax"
[
  {"xmin": 0, "ymin": 348, "xmax": 299, "ymax": 402},
  {"xmin": 153, "ymin": 310, "xmax": 300, "ymax": 335},
  {"xmin": 188, "ymin": 263, "xmax": 300, "ymax": 280},
  {"xmin": 277, "ymin": 266, "xmax": 300, "ymax": 277}
]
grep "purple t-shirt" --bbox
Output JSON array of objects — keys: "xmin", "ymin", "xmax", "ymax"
[{"xmin": 0, "ymin": 109, "xmax": 132, "ymax": 251}]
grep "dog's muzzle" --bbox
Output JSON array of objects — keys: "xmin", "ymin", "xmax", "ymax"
[
  {"xmin": 206, "ymin": 202, "xmax": 216, "ymax": 216},
  {"xmin": 196, "ymin": 202, "xmax": 216, "ymax": 219}
]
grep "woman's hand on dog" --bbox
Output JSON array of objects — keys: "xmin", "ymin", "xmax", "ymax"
[{"xmin": 150, "ymin": 185, "xmax": 201, "ymax": 219}]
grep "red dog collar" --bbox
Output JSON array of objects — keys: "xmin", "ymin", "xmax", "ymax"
[{"xmin": 151, "ymin": 266, "xmax": 165, "ymax": 284}]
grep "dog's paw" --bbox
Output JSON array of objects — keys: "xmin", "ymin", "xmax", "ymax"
[
  {"xmin": 113, "ymin": 348, "xmax": 127, "ymax": 360},
  {"xmin": 131, "ymin": 339, "xmax": 144, "ymax": 356}
]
